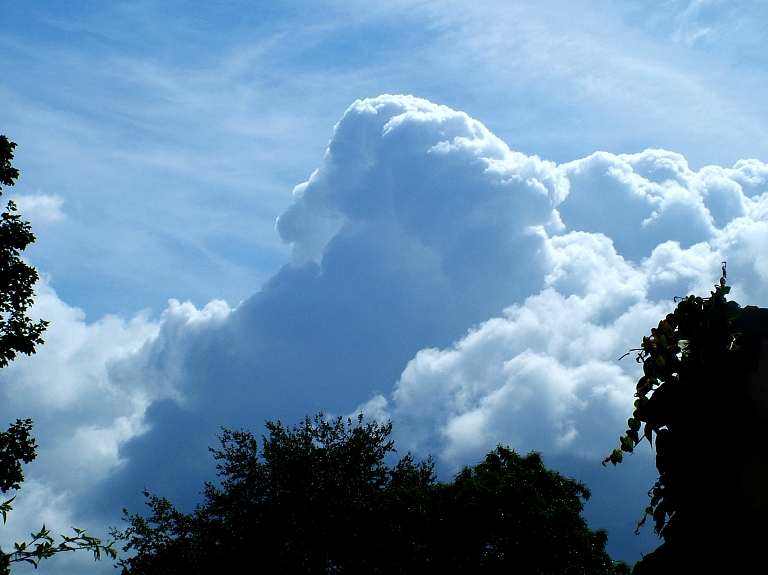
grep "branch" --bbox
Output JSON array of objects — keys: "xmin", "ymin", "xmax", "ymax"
[{"xmin": 1, "ymin": 498, "xmax": 117, "ymax": 571}]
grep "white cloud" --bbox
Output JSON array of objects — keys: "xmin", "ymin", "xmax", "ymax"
[
  {"xmin": 361, "ymin": 234, "xmax": 670, "ymax": 466},
  {"xmin": 1, "ymin": 279, "xmax": 157, "ymax": 412},
  {"xmin": 674, "ymin": 0, "xmax": 725, "ymax": 45},
  {"xmin": 558, "ymin": 148, "xmax": 768, "ymax": 265},
  {"xmin": 8, "ymin": 194, "xmax": 65, "ymax": 223},
  {"xmin": 0, "ymin": 479, "xmax": 114, "ymax": 575},
  {"xmin": 0, "ymin": 479, "xmax": 71, "ymax": 548},
  {"xmin": 0, "ymin": 282, "xmax": 232, "ymax": 570},
  {"xmin": 276, "ymin": 94, "xmax": 567, "ymax": 266},
  {"xmin": 353, "ymin": 136, "xmax": 768, "ymax": 471}
]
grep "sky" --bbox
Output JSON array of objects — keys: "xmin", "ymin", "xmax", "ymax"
[{"xmin": 2, "ymin": 1, "xmax": 768, "ymax": 571}]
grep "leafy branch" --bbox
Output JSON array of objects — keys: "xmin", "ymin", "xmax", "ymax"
[
  {"xmin": 1, "ymin": 420, "xmax": 118, "ymax": 572},
  {"xmin": 0, "ymin": 497, "xmax": 117, "ymax": 573},
  {"xmin": 603, "ymin": 263, "xmax": 744, "ymax": 537}
]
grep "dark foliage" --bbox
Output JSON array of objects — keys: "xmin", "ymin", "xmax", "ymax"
[
  {"xmin": 0, "ymin": 419, "xmax": 36, "ymax": 494},
  {"xmin": 0, "ymin": 135, "xmax": 48, "ymax": 368},
  {"xmin": 116, "ymin": 414, "xmax": 625, "ymax": 574},
  {"xmin": 0, "ymin": 137, "xmax": 20, "ymax": 189},
  {"xmin": 606, "ymin": 265, "xmax": 768, "ymax": 573}
]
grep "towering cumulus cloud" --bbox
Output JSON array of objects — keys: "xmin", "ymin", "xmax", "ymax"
[
  {"xmin": 97, "ymin": 95, "xmax": 572, "ymax": 509},
  {"xmin": 2, "ymin": 95, "xmax": 768, "ymax": 569}
]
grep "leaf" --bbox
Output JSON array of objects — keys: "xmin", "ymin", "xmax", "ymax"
[
  {"xmin": 644, "ymin": 425, "xmax": 653, "ymax": 448},
  {"xmin": 0, "ymin": 497, "xmax": 15, "ymax": 524},
  {"xmin": 602, "ymin": 448, "xmax": 623, "ymax": 466},
  {"xmin": 609, "ymin": 270, "xmax": 746, "ymax": 540},
  {"xmin": 726, "ymin": 300, "xmax": 741, "ymax": 321},
  {"xmin": 620, "ymin": 435, "xmax": 635, "ymax": 452},
  {"xmin": 633, "ymin": 396, "xmax": 650, "ymax": 410}
]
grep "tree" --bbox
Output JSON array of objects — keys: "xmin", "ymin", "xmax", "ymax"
[
  {"xmin": 0, "ymin": 136, "xmax": 47, "ymax": 368},
  {"xmin": 0, "ymin": 419, "xmax": 35, "ymax": 496},
  {"xmin": 426, "ymin": 447, "xmax": 625, "ymax": 575},
  {"xmin": 115, "ymin": 413, "xmax": 627, "ymax": 574},
  {"xmin": 604, "ymin": 265, "xmax": 765, "ymax": 573},
  {"xmin": 0, "ymin": 135, "xmax": 116, "ymax": 572}
]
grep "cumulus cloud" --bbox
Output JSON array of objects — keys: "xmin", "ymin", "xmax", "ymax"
[
  {"xmin": 360, "ymin": 235, "xmax": 669, "ymax": 467},
  {"xmin": 559, "ymin": 150, "xmax": 713, "ymax": 261},
  {"xmin": 0, "ymin": 283, "xmax": 233, "ymax": 573},
  {"xmin": 89, "ymin": 95, "xmax": 577, "ymax": 512},
  {"xmin": 114, "ymin": 98, "xmax": 765, "ymax": 507},
  {"xmin": 358, "ymin": 134, "xmax": 768, "ymax": 470},
  {"xmin": 276, "ymin": 95, "xmax": 567, "ymax": 311},
  {"xmin": 0, "ymin": 279, "xmax": 163, "ymax": 514},
  {"xmin": 0, "ymin": 282, "xmax": 155, "ymax": 573},
  {"xmin": 3, "ymin": 95, "xmax": 768, "ymax": 570}
]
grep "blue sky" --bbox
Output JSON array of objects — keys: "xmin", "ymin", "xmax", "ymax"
[{"xmin": 2, "ymin": 1, "xmax": 768, "ymax": 572}]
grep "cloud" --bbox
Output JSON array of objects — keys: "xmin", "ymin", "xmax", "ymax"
[
  {"xmin": 674, "ymin": 0, "xmax": 726, "ymax": 45},
  {"xmin": 87, "ymin": 95, "xmax": 573, "ymax": 511},
  {"xmin": 0, "ymin": 284, "xmax": 232, "ymax": 573},
  {"xmin": 106, "ymin": 98, "xmax": 767, "ymax": 498},
  {"xmin": 276, "ymin": 95, "xmax": 567, "ymax": 266},
  {"xmin": 7, "ymin": 194, "xmax": 65, "ymax": 223},
  {"xmin": 2, "ymin": 95, "xmax": 768, "ymax": 571},
  {"xmin": 7, "ymin": 0, "xmax": 768, "ymax": 326},
  {"xmin": 558, "ymin": 150, "xmax": 715, "ymax": 261},
  {"xmin": 0, "ymin": 278, "xmax": 160, "ymax": 490},
  {"xmin": 359, "ymin": 234, "xmax": 668, "ymax": 467},
  {"xmin": 0, "ymin": 281, "xmax": 159, "ymax": 574},
  {"xmin": 0, "ymin": 478, "xmax": 117, "ymax": 575},
  {"xmin": 357, "ymin": 134, "xmax": 768, "ymax": 470}
]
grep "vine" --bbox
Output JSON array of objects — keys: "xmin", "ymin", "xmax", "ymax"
[{"xmin": 603, "ymin": 263, "xmax": 746, "ymax": 540}]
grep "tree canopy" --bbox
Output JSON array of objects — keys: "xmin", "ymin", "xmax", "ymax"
[{"xmin": 115, "ymin": 413, "xmax": 627, "ymax": 574}]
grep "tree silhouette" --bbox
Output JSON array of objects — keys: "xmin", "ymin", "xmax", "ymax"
[
  {"xmin": 606, "ymin": 267, "xmax": 768, "ymax": 573},
  {"xmin": 116, "ymin": 413, "xmax": 627, "ymax": 574}
]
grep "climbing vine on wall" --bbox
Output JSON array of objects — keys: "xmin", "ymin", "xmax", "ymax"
[{"xmin": 603, "ymin": 264, "xmax": 744, "ymax": 538}]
